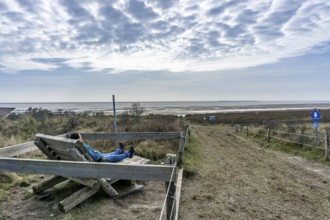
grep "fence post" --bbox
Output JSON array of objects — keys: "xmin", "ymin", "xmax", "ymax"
[
  {"xmin": 325, "ymin": 133, "xmax": 329, "ymax": 161},
  {"xmin": 177, "ymin": 132, "xmax": 185, "ymax": 166},
  {"xmin": 267, "ymin": 128, "xmax": 270, "ymax": 142},
  {"xmin": 165, "ymin": 154, "xmax": 176, "ymax": 220},
  {"xmin": 246, "ymin": 125, "xmax": 249, "ymax": 137},
  {"xmin": 236, "ymin": 125, "xmax": 238, "ymax": 133}
]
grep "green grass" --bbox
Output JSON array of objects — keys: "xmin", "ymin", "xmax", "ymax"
[
  {"xmin": 248, "ymin": 134, "xmax": 330, "ymax": 165},
  {"xmin": 182, "ymin": 133, "xmax": 204, "ymax": 177}
]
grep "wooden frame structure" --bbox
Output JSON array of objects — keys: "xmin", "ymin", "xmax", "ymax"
[{"xmin": 0, "ymin": 129, "xmax": 190, "ymax": 219}]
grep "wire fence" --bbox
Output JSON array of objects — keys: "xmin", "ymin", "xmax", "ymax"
[
  {"xmin": 159, "ymin": 165, "xmax": 177, "ymax": 220},
  {"xmin": 235, "ymin": 125, "xmax": 329, "ymax": 154}
]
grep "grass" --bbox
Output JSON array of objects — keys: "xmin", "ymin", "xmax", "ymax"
[
  {"xmin": 182, "ymin": 132, "xmax": 204, "ymax": 177},
  {"xmin": 247, "ymin": 133, "xmax": 330, "ymax": 165}
]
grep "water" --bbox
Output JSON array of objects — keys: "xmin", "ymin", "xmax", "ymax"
[{"xmin": 1, "ymin": 101, "xmax": 330, "ymax": 116}]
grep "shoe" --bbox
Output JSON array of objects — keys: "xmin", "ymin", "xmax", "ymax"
[{"xmin": 129, "ymin": 146, "xmax": 134, "ymax": 158}]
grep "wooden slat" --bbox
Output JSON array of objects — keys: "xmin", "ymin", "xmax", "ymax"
[
  {"xmin": 36, "ymin": 134, "xmax": 77, "ymax": 150},
  {"xmin": 0, "ymin": 134, "xmax": 67, "ymax": 158},
  {"xmin": 175, "ymin": 168, "xmax": 184, "ymax": 220},
  {"xmin": 0, "ymin": 142, "xmax": 37, "ymax": 157},
  {"xmin": 59, "ymin": 187, "xmax": 100, "ymax": 212},
  {"xmin": 33, "ymin": 176, "xmax": 67, "ymax": 194},
  {"xmin": 112, "ymin": 184, "xmax": 144, "ymax": 199},
  {"xmin": 0, "ymin": 157, "xmax": 176, "ymax": 182},
  {"xmin": 81, "ymin": 132, "xmax": 181, "ymax": 140}
]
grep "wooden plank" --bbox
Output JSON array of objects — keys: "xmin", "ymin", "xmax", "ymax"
[
  {"xmin": 98, "ymin": 178, "xmax": 119, "ymax": 197},
  {"xmin": 120, "ymin": 156, "xmax": 150, "ymax": 165},
  {"xmin": 174, "ymin": 168, "xmax": 184, "ymax": 220},
  {"xmin": 0, "ymin": 142, "xmax": 37, "ymax": 157},
  {"xmin": 67, "ymin": 177, "xmax": 100, "ymax": 189},
  {"xmin": 0, "ymin": 157, "xmax": 176, "ymax": 182},
  {"xmin": 165, "ymin": 154, "xmax": 176, "ymax": 220},
  {"xmin": 34, "ymin": 138, "xmax": 58, "ymax": 160},
  {"xmin": 112, "ymin": 184, "xmax": 144, "ymax": 199},
  {"xmin": 36, "ymin": 134, "xmax": 77, "ymax": 150},
  {"xmin": 33, "ymin": 176, "xmax": 67, "ymax": 194},
  {"xmin": 58, "ymin": 187, "xmax": 100, "ymax": 212},
  {"xmin": 0, "ymin": 134, "xmax": 67, "ymax": 158},
  {"xmin": 81, "ymin": 132, "xmax": 181, "ymax": 140}
]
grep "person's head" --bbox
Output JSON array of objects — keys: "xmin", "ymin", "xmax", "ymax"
[{"xmin": 68, "ymin": 132, "xmax": 83, "ymax": 142}]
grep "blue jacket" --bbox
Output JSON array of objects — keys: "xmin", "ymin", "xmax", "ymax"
[{"xmin": 83, "ymin": 143, "xmax": 102, "ymax": 162}]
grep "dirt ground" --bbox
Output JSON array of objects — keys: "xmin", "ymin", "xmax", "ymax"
[
  {"xmin": 0, "ymin": 178, "xmax": 166, "ymax": 220},
  {"xmin": 179, "ymin": 124, "xmax": 330, "ymax": 220}
]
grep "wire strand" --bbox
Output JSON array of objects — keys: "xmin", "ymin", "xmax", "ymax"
[{"xmin": 159, "ymin": 165, "xmax": 176, "ymax": 220}]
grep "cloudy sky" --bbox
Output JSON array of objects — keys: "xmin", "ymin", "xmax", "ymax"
[{"xmin": 0, "ymin": 0, "xmax": 330, "ymax": 102}]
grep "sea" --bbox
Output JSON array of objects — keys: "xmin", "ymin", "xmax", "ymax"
[{"xmin": 1, "ymin": 101, "xmax": 330, "ymax": 116}]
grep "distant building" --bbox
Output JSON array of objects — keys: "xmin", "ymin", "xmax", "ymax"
[{"xmin": 0, "ymin": 107, "xmax": 15, "ymax": 117}]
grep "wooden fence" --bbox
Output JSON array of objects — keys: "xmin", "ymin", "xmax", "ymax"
[{"xmin": 0, "ymin": 129, "xmax": 191, "ymax": 220}]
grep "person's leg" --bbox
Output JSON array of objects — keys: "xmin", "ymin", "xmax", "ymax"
[
  {"xmin": 101, "ymin": 152, "xmax": 130, "ymax": 162},
  {"xmin": 110, "ymin": 148, "xmax": 123, "ymax": 155}
]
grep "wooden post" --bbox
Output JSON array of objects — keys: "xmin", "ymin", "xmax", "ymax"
[
  {"xmin": 236, "ymin": 125, "xmax": 238, "ymax": 133},
  {"xmin": 325, "ymin": 133, "xmax": 329, "ymax": 161},
  {"xmin": 246, "ymin": 125, "xmax": 249, "ymax": 137},
  {"xmin": 177, "ymin": 132, "xmax": 185, "ymax": 166},
  {"xmin": 267, "ymin": 128, "xmax": 270, "ymax": 142},
  {"xmin": 165, "ymin": 154, "xmax": 176, "ymax": 220},
  {"xmin": 186, "ymin": 125, "xmax": 191, "ymax": 142}
]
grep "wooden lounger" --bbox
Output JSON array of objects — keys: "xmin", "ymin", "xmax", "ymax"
[{"xmin": 33, "ymin": 134, "xmax": 150, "ymax": 212}]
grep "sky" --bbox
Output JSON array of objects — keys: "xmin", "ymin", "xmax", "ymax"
[{"xmin": 0, "ymin": 0, "xmax": 330, "ymax": 102}]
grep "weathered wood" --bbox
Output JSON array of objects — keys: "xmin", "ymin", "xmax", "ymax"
[
  {"xmin": 0, "ymin": 134, "xmax": 67, "ymax": 158},
  {"xmin": 177, "ymin": 132, "xmax": 185, "ymax": 166},
  {"xmin": 0, "ymin": 142, "xmax": 37, "ymax": 157},
  {"xmin": 246, "ymin": 126, "xmax": 249, "ymax": 137},
  {"xmin": 98, "ymin": 178, "xmax": 119, "ymax": 197},
  {"xmin": 81, "ymin": 132, "xmax": 181, "ymax": 140},
  {"xmin": 32, "ymin": 176, "xmax": 67, "ymax": 194},
  {"xmin": 58, "ymin": 187, "xmax": 100, "ymax": 212},
  {"xmin": 34, "ymin": 138, "xmax": 59, "ymax": 160},
  {"xmin": 165, "ymin": 154, "xmax": 176, "ymax": 220},
  {"xmin": 68, "ymin": 177, "xmax": 100, "ymax": 189},
  {"xmin": 267, "ymin": 128, "xmax": 270, "ymax": 142},
  {"xmin": 112, "ymin": 184, "xmax": 144, "ymax": 199},
  {"xmin": 0, "ymin": 157, "xmax": 175, "ymax": 181},
  {"xmin": 174, "ymin": 168, "xmax": 184, "ymax": 220}
]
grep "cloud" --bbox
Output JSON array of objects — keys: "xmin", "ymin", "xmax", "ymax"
[{"xmin": 0, "ymin": 0, "xmax": 330, "ymax": 73}]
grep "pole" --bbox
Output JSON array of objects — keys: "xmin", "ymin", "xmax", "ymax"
[
  {"xmin": 112, "ymin": 95, "xmax": 118, "ymax": 147},
  {"xmin": 112, "ymin": 95, "xmax": 117, "ymax": 133},
  {"xmin": 267, "ymin": 128, "xmax": 270, "ymax": 142},
  {"xmin": 316, "ymin": 127, "xmax": 318, "ymax": 145}
]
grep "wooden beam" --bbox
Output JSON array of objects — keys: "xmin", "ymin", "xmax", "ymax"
[
  {"xmin": 59, "ymin": 187, "xmax": 100, "ymax": 212},
  {"xmin": 0, "ymin": 157, "xmax": 176, "ymax": 182},
  {"xmin": 33, "ymin": 176, "xmax": 67, "ymax": 194},
  {"xmin": 0, "ymin": 134, "xmax": 67, "ymax": 158},
  {"xmin": 165, "ymin": 154, "xmax": 176, "ymax": 220},
  {"xmin": 0, "ymin": 142, "xmax": 37, "ymax": 157},
  {"xmin": 174, "ymin": 168, "xmax": 184, "ymax": 220},
  {"xmin": 81, "ymin": 132, "xmax": 181, "ymax": 140}
]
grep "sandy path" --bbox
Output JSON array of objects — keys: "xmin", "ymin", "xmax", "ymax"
[{"xmin": 179, "ymin": 125, "xmax": 330, "ymax": 220}]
